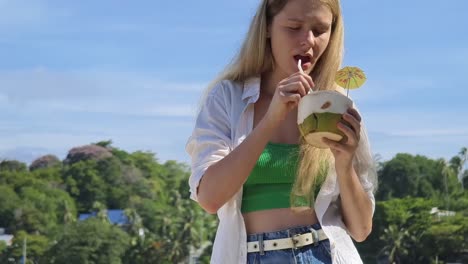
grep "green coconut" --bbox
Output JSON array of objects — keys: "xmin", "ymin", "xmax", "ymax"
[{"xmin": 298, "ymin": 112, "xmax": 350, "ymax": 148}]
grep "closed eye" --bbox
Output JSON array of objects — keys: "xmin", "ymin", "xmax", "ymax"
[{"xmin": 313, "ymin": 30, "xmax": 327, "ymax": 36}]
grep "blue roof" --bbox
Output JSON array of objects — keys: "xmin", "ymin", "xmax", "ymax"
[
  {"xmin": 78, "ymin": 209, "xmax": 129, "ymax": 225},
  {"xmin": 107, "ymin": 210, "xmax": 129, "ymax": 225}
]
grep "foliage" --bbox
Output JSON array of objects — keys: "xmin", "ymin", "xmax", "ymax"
[
  {"xmin": 45, "ymin": 218, "xmax": 130, "ymax": 264},
  {"xmin": 358, "ymin": 148, "xmax": 468, "ymax": 263},
  {"xmin": 0, "ymin": 142, "xmax": 217, "ymax": 263},
  {"xmin": 1, "ymin": 142, "xmax": 466, "ymax": 263}
]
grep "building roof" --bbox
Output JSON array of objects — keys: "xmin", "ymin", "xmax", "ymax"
[
  {"xmin": 78, "ymin": 209, "xmax": 129, "ymax": 226},
  {"xmin": 0, "ymin": 235, "xmax": 14, "ymax": 246}
]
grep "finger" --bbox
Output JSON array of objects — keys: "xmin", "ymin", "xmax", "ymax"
[
  {"xmin": 280, "ymin": 71, "xmax": 302, "ymax": 84},
  {"xmin": 342, "ymin": 113, "xmax": 361, "ymax": 137},
  {"xmin": 289, "ymin": 71, "xmax": 315, "ymax": 87},
  {"xmin": 287, "ymin": 75, "xmax": 313, "ymax": 95},
  {"xmin": 322, "ymin": 137, "xmax": 348, "ymax": 152},
  {"xmin": 301, "ymin": 73, "xmax": 315, "ymax": 90},
  {"xmin": 347, "ymin": 108, "xmax": 362, "ymax": 122},
  {"xmin": 280, "ymin": 81, "xmax": 308, "ymax": 97},
  {"xmin": 298, "ymin": 74, "xmax": 313, "ymax": 94},
  {"xmin": 299, "ymin": 74, "xmax": 314, "ymax": 95},
  {"xmin": 279, "ymin": 91, "xmax": 301, "ymax": 104},
  {"xmin": 281, "ymin": 73, "xmax": 314, "ymax": 94},
  {"xmin": 337, "ymin": 122, "xmax": 359, "ymax": 145}
]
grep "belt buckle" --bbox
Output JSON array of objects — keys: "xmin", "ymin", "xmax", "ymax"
[{"xmin": 291, "ymin": 233, "xmax": 301, "ymax": 250}]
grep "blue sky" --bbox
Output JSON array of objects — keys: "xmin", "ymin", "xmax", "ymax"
[{"xmin": 0, "ymin": 0, "xmax": 467, "ymax": 165}]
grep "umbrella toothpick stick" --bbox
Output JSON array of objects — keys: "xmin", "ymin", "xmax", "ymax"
[{"xmin": 346, "ymin": 78, "xmax": 350, "ymax": 98}]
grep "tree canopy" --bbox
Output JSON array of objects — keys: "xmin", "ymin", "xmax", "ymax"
[{"xmin": 0, "ymin": 141, "xmax": 466, "ymax": 263}]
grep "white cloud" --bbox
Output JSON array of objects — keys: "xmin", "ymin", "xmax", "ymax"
[
  {"xmin": 0, "ymin": 0, "xmax": 70, "ymax": 31},
  {"xmin": 0, "ymin": 0, "xmax": 47, "ymax": 25},
  {"xmin": 357, "ymin": 107, "xmax": 468, "ymax": 161},
  {"xmin": 26, "ymin": 99, "xmax": 197, "ymax": 118},
  {"xmin": 350, "ymin": 75, "xmax": 436, "ymax": 104},
  {"xmin": 386, "ymin": 129, "xmax": 468, "ymax": 137},
  {"xmin": 365, "ymin": 110, "xmax": 468, "ymax": 136},
  {"xmin": 0, "ymin": 68, "xmax": 204, "ymax": 117},
  {"xmin": 0, "ymin": 146, "xmax": 61, "ymax": 165}
]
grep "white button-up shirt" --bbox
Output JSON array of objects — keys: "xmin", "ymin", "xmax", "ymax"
[{"xmin": 186, "ymin": 77, "xmax": 377, "ymax": 264}]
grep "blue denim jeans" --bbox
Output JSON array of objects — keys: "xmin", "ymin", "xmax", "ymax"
[{"xmin": 246, "ymin": 223, "xmax": 332, "ymax": 264}]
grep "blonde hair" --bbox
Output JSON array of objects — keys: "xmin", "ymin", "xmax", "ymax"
[{"xmin": 200, "ymin": 0, "xmax": 371, "ymax": 208}]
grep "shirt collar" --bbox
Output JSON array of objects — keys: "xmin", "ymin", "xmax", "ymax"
[{"xmin": 242, "ymin": 77, "xmax": 261, "ymax": 103}]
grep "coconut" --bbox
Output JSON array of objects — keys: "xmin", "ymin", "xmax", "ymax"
[{"xmin": 297, "ymin": 90, "xmax": 353, "ymax": 148}]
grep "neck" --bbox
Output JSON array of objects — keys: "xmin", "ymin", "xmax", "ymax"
[{"xmin": 261, "ymin": 68, "xmax": 288, "ymax": 96}]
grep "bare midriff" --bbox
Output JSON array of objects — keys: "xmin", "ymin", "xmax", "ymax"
[{"xmin": 243, "ymin": 207, "xmax": 318, "ymax": 234}]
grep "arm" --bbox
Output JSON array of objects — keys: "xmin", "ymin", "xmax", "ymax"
[
  {"xmin": 187, "ymin": 74, "xmax": 314, "ymax": 214},
  {"xmin": 322, "ymin": 107, "xmax": 375, "ymax": 242},
  {"xmin": 336, "ymin": 165, "xmax": 373, "ymax": 242},
  {"xmin": 198, "ymin": 116, "xmax": 276, "ymax": 214}
]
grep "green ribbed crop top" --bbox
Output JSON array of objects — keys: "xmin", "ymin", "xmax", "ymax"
[{"xmin": 241, "ymin": 142, "xmax": 324, "ymax": 213}]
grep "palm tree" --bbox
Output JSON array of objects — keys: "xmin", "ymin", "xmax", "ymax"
[
  {"xmin": 373, "ymin": 153, "xmax": 384, "ymax": 172},
  {"xmin": 457, "ymin": 147, "xmax": 467, "ymax": 190},
  {"xmin": 124, "ymin": 208, "xmax": 145, "ymax": 245},
  {"xmin": 379, "ymin": 225, "xmax": 410, "ymax": 264},
  {"xmin": 63, "ymin": 200, "xmax": 75, "ymax": 224},
  {"xmin": 441, "ymin": 160, "xmax": 454, "ymax": 211},
  {"xmin": 92, "ymin": 201, "xmax": 108, "ymax": 223}
]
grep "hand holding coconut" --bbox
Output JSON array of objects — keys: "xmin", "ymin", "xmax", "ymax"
[{"xmin": 297, "ymin": 65, "xmax": 367, "ymax": 166}]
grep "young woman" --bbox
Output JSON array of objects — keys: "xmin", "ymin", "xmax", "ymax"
[{"xmin": 186, "ymin": 0, "xmax": 377, "ymax": 263}]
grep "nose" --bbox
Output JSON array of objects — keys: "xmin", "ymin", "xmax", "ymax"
[{"xmin": 300, "ymin": 30, "xmax": 316, "ymax": 49}]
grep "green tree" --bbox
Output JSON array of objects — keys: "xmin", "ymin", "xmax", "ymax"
[
  {"xmin": 421, "ymin": 214, "xmax": 468, "ymax": 263},
  {"xmin": 11, "ymin": 186, "xmax": 76, "ymax": 235},
  {"xmin": 0, "ymin": 142, "xmax": 219, "ymax": 263},
  {"xmin": 0, "ymin": 186, "xmax": 21, "ymax": 228},
  {"xmin": 45, "ymin": 218, "xmax": 130, "ymax": 264},
  {"xmin": 0, "ymin": 241, "xmax": 6, "ymax": 254},
  {"xmin": 450, "ymin": 147, "xmax": 467, "ymax": 190},
  {"xmin": 379, "ymin": 225, "xmax": 410, "ymax": 264},
  {"xmin": 377, "ymin": 154, "xmax": 421, "ymax": 200},
  {"xmin": 376, "ymin": 154, "xmax": 463, "ymax": 201},
  {"xmin": 0, "ymin": 231, "xmax": 50, "ymax": 264},
  {"xmin": 123, "ymin": 161, "xmax": 217, "ymax": 263},
  {"xmin": 0, "ymin": 160, "xmax": 27, "ymax": 172},
  {"xmin": 358, "ymin": 197, "xmax": 433, "ymax": 263},
  {"xmin": 62, "ymin": 160, "xmax": 107, "ymax": 212},
  {"xmin": 93, "ymin": 139, "xmax": 113, "ymax": 148}
]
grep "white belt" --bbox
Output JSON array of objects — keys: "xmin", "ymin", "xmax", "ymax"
[{"xmin": 247, "ymin": 229, "xmax": 328, "ymax": 253}]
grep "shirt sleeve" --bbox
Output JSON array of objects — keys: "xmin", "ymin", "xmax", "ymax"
[{"xmin": 185, "ymin": 85, "xmax": 232, "ymax": 202}]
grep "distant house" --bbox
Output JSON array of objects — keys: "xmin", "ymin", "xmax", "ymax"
[
  {"xmin": 78, "ymin": 209, "xmax": 129, "ymax": 226},
  {"xmin": 430, "ymin": 207, "xmax": 456, "ymax": 221},
  {"xmin": 78, "ymin": 210, "xmax": 145, "ymax": 238},
  {"xmin": 0, "ymin": 228, "xmax": 14, "ymax": 246}
]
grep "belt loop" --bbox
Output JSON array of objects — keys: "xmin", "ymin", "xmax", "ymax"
[
  {"xmin": 288, "ymin": 229, "xmax": 299, "ymax": 250},
  {"xmin": 258, "ymin": 234, "xmax": 265, "ymax": 255},
  {"xmin": 310, "ymin": 227, "xmax": 319, "ymax": 247}
]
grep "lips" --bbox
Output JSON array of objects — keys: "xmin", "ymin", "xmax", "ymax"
[
  {"xmin": 294, "ymin": 54, "xmax": 311, "ymax": 64},
  {"xmin": 294, "ymin": 54, "xmax": 313, "ymax": 71}
]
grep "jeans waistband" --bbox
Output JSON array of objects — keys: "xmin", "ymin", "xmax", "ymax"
[{"xmin": 247, "ymin": 223, "xmax": 323, "ymax": 242}]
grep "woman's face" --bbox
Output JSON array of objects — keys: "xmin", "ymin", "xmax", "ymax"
[{"xmin": 269, "ymin": 0, "xmax": 333, "ymax": 78}]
